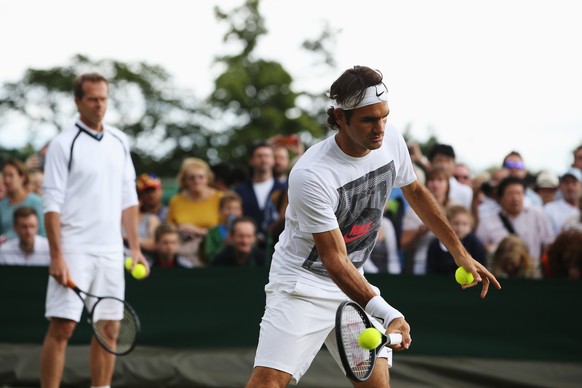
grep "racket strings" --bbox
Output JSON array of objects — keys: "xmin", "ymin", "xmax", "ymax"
[
  {"xmin": 92, "ymin": 298, "xmax": 138, "ymax": 355},
  {"xmin": 340, "ymin": 305, "xmax": 374, "ymax": 380}
]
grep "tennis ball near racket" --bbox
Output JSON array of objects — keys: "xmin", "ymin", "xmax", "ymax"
[
  {"xmin": 455, "ymin": 266, "xmax": 474, "ymax": 285},
  {"xmin": 358, "ymin": 328, "xmax": 382, "ymax": 350},
  {"xmin": 124, "ymin": 257, "xmax": 133, "ymax": 271},
  {"xmin": 131, "ymin": 263, "xmax": 147, "ymax": 280}
]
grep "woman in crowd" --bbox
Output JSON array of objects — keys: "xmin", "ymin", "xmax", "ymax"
[
  {"xmin": 0, "ymin": 159, "xmax": 45, "ymax": 242},
  {"xmin": 167, "ymin": 158, "xmax": 223, "ymax": 265}
]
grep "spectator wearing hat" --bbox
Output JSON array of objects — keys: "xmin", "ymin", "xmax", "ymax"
[
  {"xmin": 535, "ymin": 170, "xmax": 560, "ymax": 205},
  {"xmin": 124, "ymin": 173, "xmax": 164, "ymax": 262},
  {"xmin": 136, "ymin": 173, "xmax": 168, "ymax": 222},
  {"xmin": 544, "ymin": 168, "xmax": 582, "ymax": 236}
]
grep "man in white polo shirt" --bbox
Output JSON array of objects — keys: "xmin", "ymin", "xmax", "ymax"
[{"xmin": 40, "ymin": 72, "xmax": 149, "ymax": 388}]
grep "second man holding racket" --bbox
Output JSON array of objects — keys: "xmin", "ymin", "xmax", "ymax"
[
  {"xmin": 40, "ymin": 72, "xmax": 149, "ymax": 388},
  {"xmin": 246, "ymin": 66, "xmax": 500, "ymax": 387}
]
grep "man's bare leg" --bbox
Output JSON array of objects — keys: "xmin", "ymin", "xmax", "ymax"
[
  {"xmin": 246, "ymin": 366, "xmax": 293, "ymax": 388},
  {"xmin": 90, "ymin": 336, "xmax": 116, "ymax": 386},
  {"xmin": 40, "ymin": 318, "xmax": 77, "ymax": 388}
]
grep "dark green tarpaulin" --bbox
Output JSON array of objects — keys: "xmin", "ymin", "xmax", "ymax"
[{"xmin": 1, "ymin": 266, "xmax": 581, "ymax": 386}]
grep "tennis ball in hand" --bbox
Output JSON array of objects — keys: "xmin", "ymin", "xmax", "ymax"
[
  {"xmin": 455, "ymin": 267, "xmax": 475, "ymax": 285},
  {"xmin": 131, "ymin": 263, "xmax": 147, "ymax": 280},
  {"xmin": 358, "ymin": 328, "xmax": 382, "ymax": 350},
  {"xmin": 124, "ymin": 257, "xmax": 133, "ymax": 270}
]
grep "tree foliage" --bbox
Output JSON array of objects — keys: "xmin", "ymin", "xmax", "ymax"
[
  {"xmin": 209, "ymin": 0, "xmax": 325, "ymax": 163},
  {"xmin": 0, "ymin": 0, "xmax": 343, "ymax": 173}
]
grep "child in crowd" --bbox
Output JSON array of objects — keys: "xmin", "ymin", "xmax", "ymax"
[
  {"xmin": 150, "ymin": 224, "xmax": 193, "ymax": 268},
  {"xmin": 491, "ymin": 234, "xmax": 537, "ymax": 278},
  {"xmin": 204, "ymin": 191, "xmax": 243, "ymax": 263},
  {"xmin": 426, "ymin": 205, "xmax": 487, "ymax": 275}
]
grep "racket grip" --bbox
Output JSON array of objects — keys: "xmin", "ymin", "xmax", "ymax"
[
  {"xmin": 66, "ymin": 278, "xmax": 77, "ymax": 289},
  {"xmin": 387, "ymin": 333, "xmax": 403, "ymax": 345}
]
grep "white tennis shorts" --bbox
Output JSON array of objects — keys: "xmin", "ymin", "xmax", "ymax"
[
  {"xmin": 45, "ymin": 252, "xmax": 124, "ymax": 322},
  {"xmin": 253, "ymin": 280, "xmax": 392, "ymax": 385}
]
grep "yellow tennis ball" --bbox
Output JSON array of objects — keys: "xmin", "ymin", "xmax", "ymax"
[
  {"xmin": 358, "ymin": 328, "xmax": 382, "ymax": 350},
  {"xmin": 124, "ymin": 257, "xmax": 133, "ymax": 271},
  {"xmin": 455, "ymin": 267, "xmax": 474, "ymax": 285},
  {"xmin": 131, "ymin": 263, "xmax": 147, "ymax": 280}
]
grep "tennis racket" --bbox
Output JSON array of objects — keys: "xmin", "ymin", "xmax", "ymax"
[
  {"xmin": 67, "ymin": 278, "xmax": 140, "ymax": 356},
  {"xmin": 335, "ymin": 300, "xmax": 402, "ymax": 382}
]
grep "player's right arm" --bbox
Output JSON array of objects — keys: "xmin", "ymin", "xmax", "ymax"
[
  {"xmin": 45, "ymin": 211, "xmax": 68, "ymax": 285},
  {"xmin": 314, "ymin": 229, "xmax": 411, "ymax": 350},
  {"xmin": 42, "ymin": 137, "xmax": 70, "ymax": 286}
]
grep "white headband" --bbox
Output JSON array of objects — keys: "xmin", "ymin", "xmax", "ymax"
[{"xmin": 331, "ymin": 83, "xmax": 388, "ymax": 110}]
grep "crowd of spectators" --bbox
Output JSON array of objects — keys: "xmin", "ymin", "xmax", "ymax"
[{"xmin": 1, "ymin": 135, "xmax": 581, "ymax": 279}]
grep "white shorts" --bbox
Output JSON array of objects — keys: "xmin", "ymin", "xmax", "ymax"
[
  {"xmin": 253, "ymin": 281, "xmax": 392, "ymax": 385},
  {"xmin": 45, "ymin": 252, "xmax": 124, "ymax": 322}
]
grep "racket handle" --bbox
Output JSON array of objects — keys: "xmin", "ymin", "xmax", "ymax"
[
  {"xmin": 66, "ymin": 278, "xmax": 77, "ymax": 289},
  {"xmin": 387, "ymin": 333, "xmax": 403, "ymax": 345}
]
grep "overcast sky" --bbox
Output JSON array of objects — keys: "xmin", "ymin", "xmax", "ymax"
[{"xmin": 1, "ymin": 0, "xmax": 581, "ymax": 175}]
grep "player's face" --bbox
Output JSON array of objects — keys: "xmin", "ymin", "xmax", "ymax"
[
  {"xmin": 335, "ymin": 102, "xmax": 389, "ymax": 157},
  {"xmin": 75, "ymin": 81, "xmax": 108, "ymax": 130}
]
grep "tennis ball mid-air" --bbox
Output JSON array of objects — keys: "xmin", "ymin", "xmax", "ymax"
[
  {"xmin": 455, "ymin": 267, "xmax": 475, "ymax": 285},
  {"xmin": 358, "ymin": 328, "xmax": 382, "ymax": 350},
  {"xmin": 131, "ymin": 263, "xmax": 147, "ymax": 280},
  {"xmin": 124, "ymin": 257, "xmax": 133, "ymax": 270}
]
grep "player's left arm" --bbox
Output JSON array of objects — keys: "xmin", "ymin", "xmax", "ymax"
[
  {"xmin": 401, "ymin": 180, "xmax": 501, "ymax": 297},
  {"xmin": 121, "ymin": 205, "xmax": 149, "ymax": 273}
]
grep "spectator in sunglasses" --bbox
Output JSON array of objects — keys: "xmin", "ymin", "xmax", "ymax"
[{"xmin": 502, "ymin": 151, "xmax": 543, "ymax": 208}]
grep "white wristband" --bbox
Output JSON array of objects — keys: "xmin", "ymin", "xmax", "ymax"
[{"xmin": 365, "ymin": 296, "xmax": 404, "ymax": 329}]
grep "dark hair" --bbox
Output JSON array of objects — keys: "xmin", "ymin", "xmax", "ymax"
[
  {"xmin": 73, "ymin": 72, "xmax": 108, "ymax": 99},
  {"xmin": 248, "ymin": 141, "xmax": 272, "ymax": 158},
  {"xmin": 502, "ymin": 150, "xmax": 523, "ymax": 166},
  {"xmin": 496, "ymin": 176, "xmax": 526, "ymax": 198},
  {"xmin": 154, "ymin": 223, "xmax": 179, "ymax": 243},
  {"xmin": 428, "ymin": 144, "xmax": 456, "ymax": 162},
  {"xmin": 13, "ymin": 206, "xmax": 38, "ymax": 224},
  {"xmin": 229, "ymin": 216, "xmax": 257, "ymax": 236},
  {"xmin": 326, "ymin": 66, "xmax": 385, "ymax": 130},
  {"xmin": 2, "ymin": 158, "xmax": 30, "ymax": 187}
]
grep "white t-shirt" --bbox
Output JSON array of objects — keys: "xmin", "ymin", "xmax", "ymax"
[
  {"xmin": 253, "ymin": 178, "xmax": 275, "ymax": 210},
  {"xmin": 43, "ymin": 121, "xmax": 138, "ymax": 254},
  {"xmin": 0, "ymin": 235, "xmax": 50, "ymax": 266},
  {"xmin": 269, "ymin": 126, "xmax": 416, "ymax": 291}
]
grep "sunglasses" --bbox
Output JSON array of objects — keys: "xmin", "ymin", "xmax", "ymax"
[
  {"xmin": 503, "ymin": 160, "xmax": 525, "ymax": 170},
  {"xmin": 454, "ymin": 175, "xmax": 470, "ymax": 180}
]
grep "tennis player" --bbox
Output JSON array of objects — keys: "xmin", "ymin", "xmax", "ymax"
[
  {"xmin": 246, "ymin": 66, "xmax": 501, "ymax": 387},
  {"xmin": 39, "ymin": 73, "xmax": 148, "ymax": 388}
]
